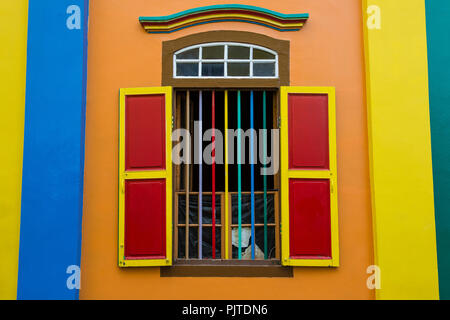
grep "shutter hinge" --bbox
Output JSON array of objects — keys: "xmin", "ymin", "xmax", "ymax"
[
  {"xmin": 278, "ymin": 116, "xmax": 281, "ymax": 128},
  {"xmin": 172, "ymin": 116, "xmax": 174, "ymax": 130}
]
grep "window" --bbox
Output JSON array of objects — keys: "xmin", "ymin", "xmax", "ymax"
[
  {"xmin": 173, "ymin": 90, "xmax": 280, "ymax": 261},
  {"xmin": 118, "ymin": 32, "xmax": 338, "ymax": 273},
  {"xmin": 174, "ymin": 43, "xmax": 278, "ymax": 79},
  {"xmin": 118, "ymin": 86, "xmax": 339, "ymax": 270}
]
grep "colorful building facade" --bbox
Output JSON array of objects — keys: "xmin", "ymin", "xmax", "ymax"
[{"xmin": 1, "ymin": 0, "xmax": 449, "ymax": 300}]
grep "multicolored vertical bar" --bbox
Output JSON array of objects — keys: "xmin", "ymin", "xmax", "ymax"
[
  {"xmin": 250, "ymin": 91, "xmax": 255, "ymax": 260},
  {"xmin": 212, "ymin": 90, "xmax": 216, "ymax": 259},
  {"xmin": 263, "ymin": 91, "xmax": 268, "ymax": 260},
  {"xmin": 198, "ymin": 90, "xmax": 203, "ymax": 259},
  {"xmin": 185, "ymin": 90, "xmax": 190, "ymax": 259},
  {"xmin": 224, "ymin": 90, "xmax": 229, "ymax": 260},
  {"xmin": 237, "ymin": 90, "xmax": 242, "ymax": 259}
]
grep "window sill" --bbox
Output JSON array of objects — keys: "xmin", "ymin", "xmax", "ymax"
[{"xmin": 160, "ymin": 259, "xmax": 292, "ymax": 277}]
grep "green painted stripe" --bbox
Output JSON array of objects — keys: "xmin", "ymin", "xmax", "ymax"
[
  {"xmin": 425, "ymin": 0, "xmax": 450, "ymax": 300},
  {"xmin": 263, "ymin": 91, "xmax": 268, "ymax": 260},
  {"xmin": 139, "ymin": 4, "xmax": 309, "ymax": 22}
]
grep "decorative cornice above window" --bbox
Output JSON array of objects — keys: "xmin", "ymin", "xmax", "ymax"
[{"xmin": 139, "ymin": 4, "xmax": 309, "ymax": 34}]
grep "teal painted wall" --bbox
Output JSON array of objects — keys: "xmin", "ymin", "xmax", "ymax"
[{"xmin": 426, "ymin": 0, "xmax": 450, "ymax": 300}]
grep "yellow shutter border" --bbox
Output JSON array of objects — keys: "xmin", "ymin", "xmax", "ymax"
[
  {"xmin": 280, "ymin": 86, "xmax": 339, "ymax": 267},
  {"xmin": 118, "ymin": 86, "xmax": 173, "ymax": 267}
]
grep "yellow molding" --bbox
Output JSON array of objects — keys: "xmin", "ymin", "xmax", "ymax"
[
  {"xmin": 280, "ymin": 86, "xmax": 339, "ymax": 268},
  {"xmin": 118, "ymin": 86, "xmax": 173, "ymax": 268}
]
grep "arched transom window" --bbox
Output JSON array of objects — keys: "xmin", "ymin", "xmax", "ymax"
[{"xmin": 174, "ymin": 42, "xmax": 278, "ymax": 78}]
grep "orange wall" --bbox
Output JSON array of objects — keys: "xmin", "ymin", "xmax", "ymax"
[{"xmin": 80, "ymin": 0, "xmax": 374, "ymax": 299}]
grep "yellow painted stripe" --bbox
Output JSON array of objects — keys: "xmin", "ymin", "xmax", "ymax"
[
  {"xmin": 363, "ymin": 0, "xmax": 439, "ymax": 299},
  {"xmin": 144, "ymin": 13, "xmax": 304, "ymax": 30},
  {"xmin": 0, "ymin": 0, "xmax": 28, "ymax": 300}
]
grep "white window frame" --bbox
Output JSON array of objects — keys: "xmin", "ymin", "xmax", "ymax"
[{"xmin": 173, "ymin": 42, "xmax": 279, "ymax": 79}]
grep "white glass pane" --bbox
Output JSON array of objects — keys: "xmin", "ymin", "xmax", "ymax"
[
  {"xmin": 176, "ymin": 48, "xmax": 199, "ymax": 60},
  {"xmin": 176, "ymin": 63, "xmax": 199, "ymax": 76},
  {"xmin": 202, "ymin": 63, "xmax": 224, "ymax": 76},
  {"xmin": 227, "ymin": 62, "xmax": 250, "ymax": 76},
  {"xmin": 202, "ymin": 46, "xmax": 224, "ymax": 59},
  {"xmin": 228, "ymin": 46, "xmax": 250, "ymax": 59},
  {"xmin": 253, "ymin": 48, "xmax": 275, "ymax": 60},
  {"xmin": 253, "ymin": 62, "xmax": 275, "ymax": 76}
]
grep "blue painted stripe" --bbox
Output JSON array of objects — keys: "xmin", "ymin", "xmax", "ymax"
[
  {"xmin": 147, "ymin": 19, "xmax": 301, "ymax": 33},
  {"xmin": 139, "ymin": 4, "xmax": 309, "ymax": 21},
  {"xmin": 199, "ymin": 91, "xmax": 203, "ymax": 259},
  {"xmin": 18, "ymin": 0, "xmax": 89, "ymax": 300}
]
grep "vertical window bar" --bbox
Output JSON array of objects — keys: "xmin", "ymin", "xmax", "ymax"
[
  {"xmin": 185, "ymin": 90, "xmax": 190, "ymax": 259},
  {"xmin": 263, "ymin": 91, "xmax": 268, "ymax": 259},
  {"xmin": 212, "ymin": 90, "xmax": 216, "ymax": 259},
  {"xmin": 198, "ymin": 90, "xmax": 203, "ymax": 259},
  {"xmin": 250, "ymin": 90, "xmax": 255, "ymax": 260},
  {"xmin": 237, "ymin": 90, "xmax": 242, "ymax": 260},
  {"xmin": 224, "ymin": 90, "xmax": 229, "ymax": 260}
]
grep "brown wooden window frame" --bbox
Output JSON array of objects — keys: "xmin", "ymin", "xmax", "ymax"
[{"xmin": 161, "ymin": 31, "xmax": 291, "ymax": 277}]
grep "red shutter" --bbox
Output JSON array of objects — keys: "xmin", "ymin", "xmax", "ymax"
[
  {"xmin": 288, "ymin": 94, "xmax": 329, "ymax": 169},
  {"xmin": 125, "ymin": 95, "xmax": 165, "ymax": 170},
  {"xmin": 119, "ymin": 87, "xmax": 172, "ymax": 267},
  {"xmin": 281, "ymin": 87, "xmax": 338, "ymax": 267},
  {"xmin": 125, "ymin": 179, "xmax": 166, "ymax": 259},
  {"xmin": 289, "ymin": 179, "xmax": 331, "ymax": 258}
]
